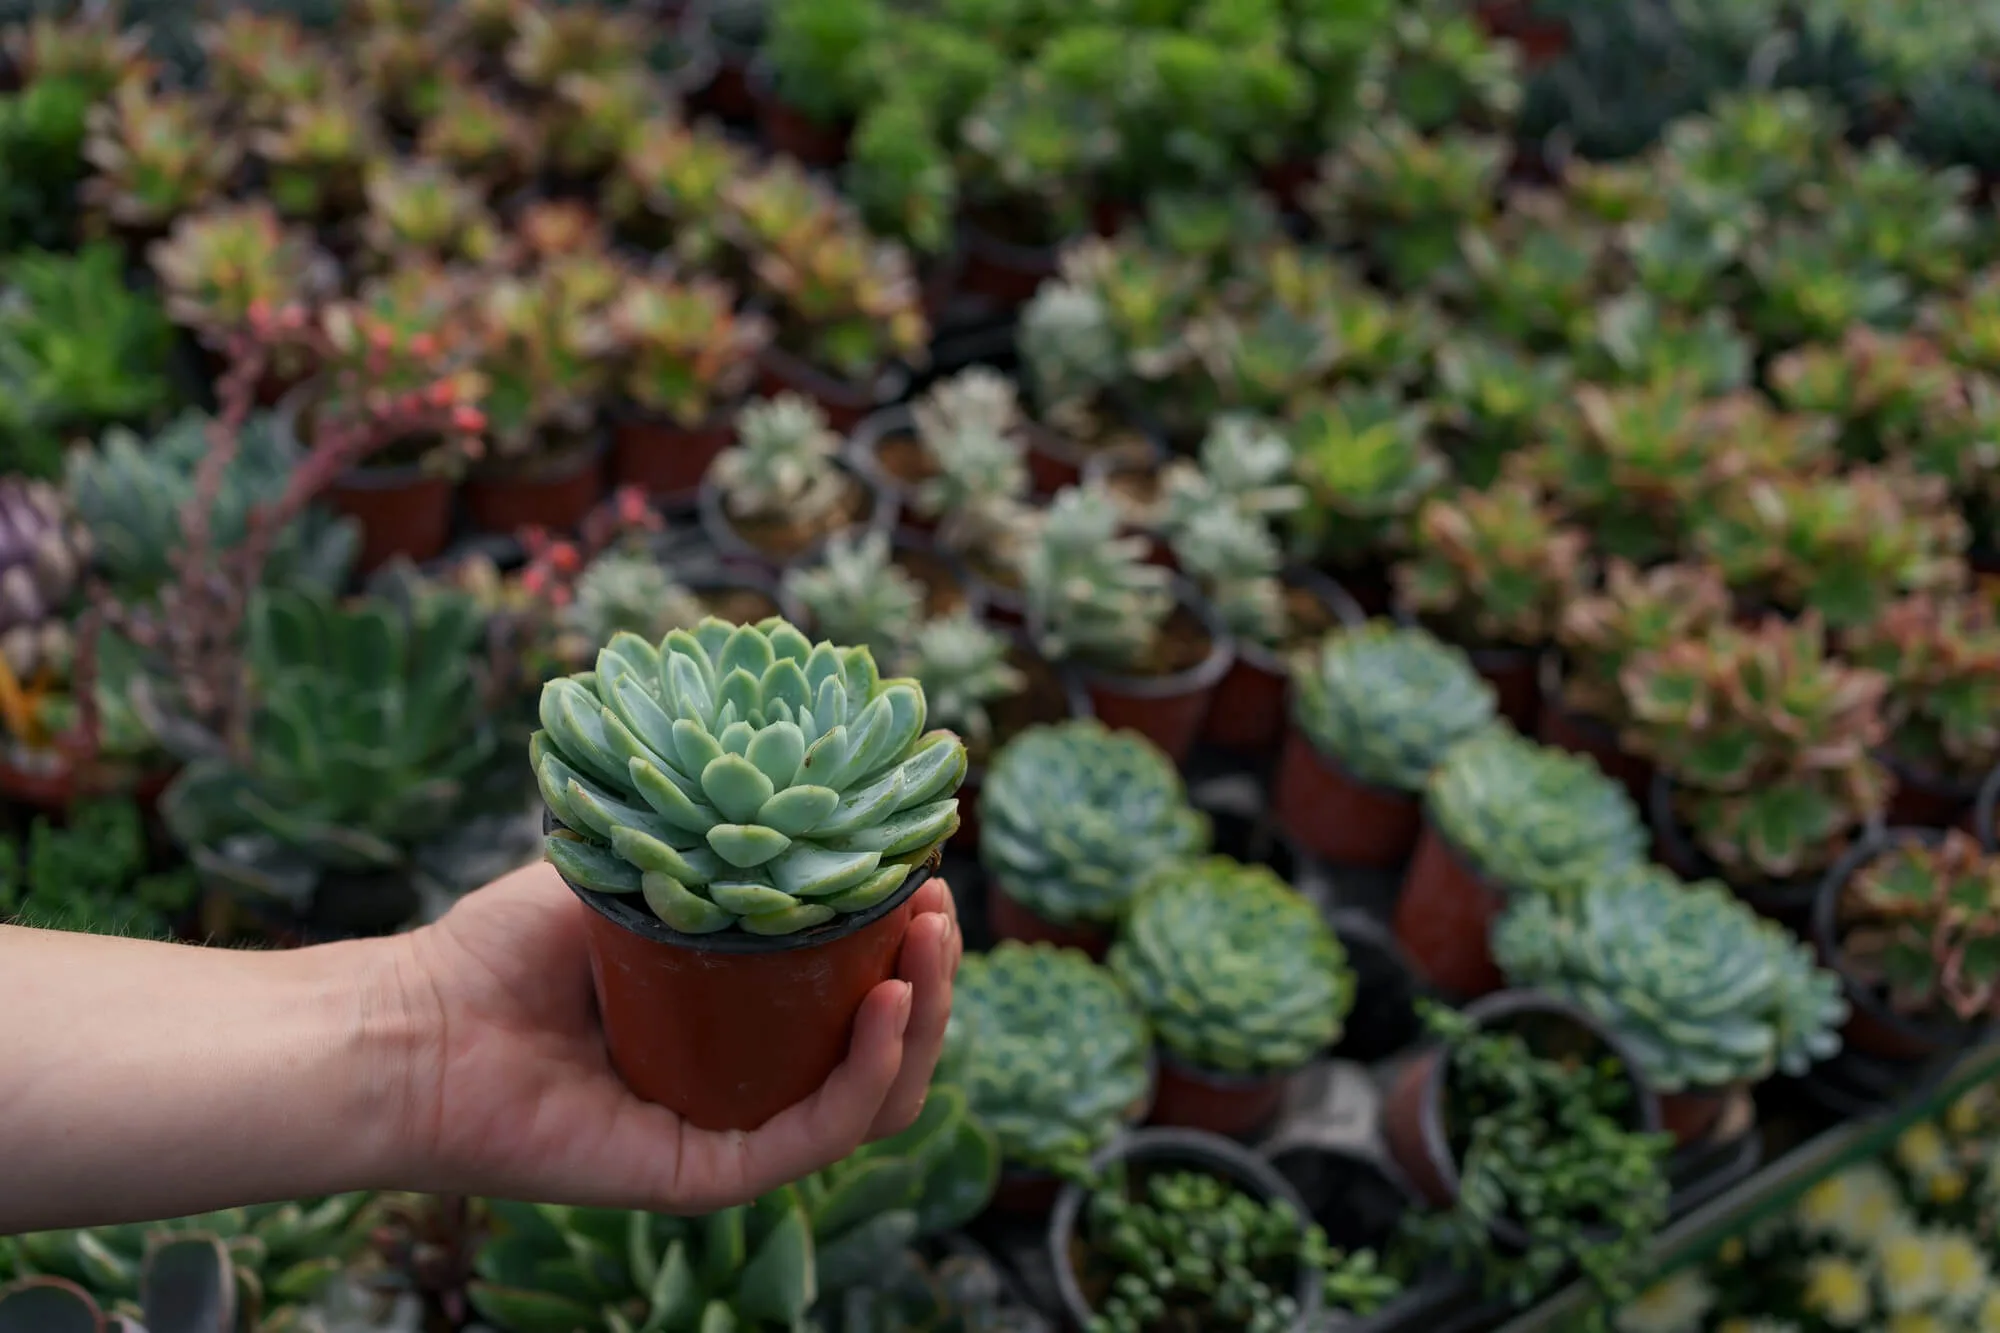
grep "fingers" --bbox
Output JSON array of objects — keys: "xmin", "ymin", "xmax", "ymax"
[
  {"xmin": 669, "ymin": 976, "xmax": 913, "ymax": 1213},
  {"xmin": 867, "ymin": 889, "xmax": 958, "ymax": 1140}
]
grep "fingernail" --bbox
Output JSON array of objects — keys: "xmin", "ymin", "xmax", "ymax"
[{"xmin": 893, "ymin": 981, "xmax": 914, "ymax": 1034}]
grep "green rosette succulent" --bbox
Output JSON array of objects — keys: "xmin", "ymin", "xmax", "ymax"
[
  {"xmin": 1492, "ymin": 864, "xmax": 1847, "ymax": 1093},
  {"xmin": 940, "ymin": 941, "xmax": 1152, "ymax": 1178},
  {"xmin": 534, "ymin": 617, "xmax": 966, "ymax": 936},
  {"xmin": 978, "ymin": 720, "xmax": 1208, "ymax": 927},
  {"xmin": 1111, "ymin": 857, "xmax": 1354, "ymax": 1075},
  {"xmin": 1426, "ymin": 726, "xmax": 1648, "ymax": 897},
  {"xmin": 1289, "ymin": 622, "xmax": 1496, "ymax": 793}
]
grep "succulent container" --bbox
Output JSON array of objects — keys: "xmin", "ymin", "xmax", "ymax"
[
  {"xmin": 533, "ymin": 616, "xmax": 966, "ymax": 1130},
  {"xmin": 1534, "ymin": 650, "xmax": 1653, "ymax": 807},
  {"xmin": 1203, "ymin": 567, "xmax": 1366, "ymax": 755},
  {"xmin": 462, "ymin": 427, "xmax": 609, "ymax": 538},
  {"xmin": 698, "ymin": 393, "xmax": 898, "ymax": 573}
]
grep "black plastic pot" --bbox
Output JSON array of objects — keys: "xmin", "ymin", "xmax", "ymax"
[
  {"xmin": 1649, "ymin": 770, "xmax": 1852, "ymax": 925},
  {"xmin": 1979, "ymin": 762, "xmax": 2000, "ymax": 852},
  {"xmin": 1050, "ymin": 1129, "xmax": 1325, "ymax": 1332},
  {"xmin": 1263, "ymin": 1144, "xmax": 1440, "ymax": 1330},
  {"xmin": 1882, "ymin": 750, "xmax": 1984, "ymax": 833},
  {"xmin": 756, "ymin": 344, "xmax": 911, "ymax": 434},
  {"xmin": 696, "ymin": 456, "xmax": 897, "ymax": 573},
  {"xmin": 1812, "ymin": 827, "xmax": 1992, "ymax": 1064},
  {"xmin": 682, "ymin": 567, "xmax": 809, "ymax": 629},
  {"xmin": 843, "ymin": 404, "xmax": 924, "ymax": 523}
]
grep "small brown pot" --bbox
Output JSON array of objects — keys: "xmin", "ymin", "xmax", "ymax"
[
  {"xmin": 0, "ymin": 752, "xmax": 176, "ymax": 816},
  {"xmin": 1272, "ymin": 730, "xmax": 1421, "ymax": 869},
  {"xmin": 1200, "ymin": 569, "xmax": 1365, "ymax": 754},
  {"xmin": 325, "ymin": 465, "xmax": 456, "ymax": 572},
  {"xmin": 1470, "ymin": 643, "xmax": 1540, "ymax": 733},
  {"xmin": 1535, "ymin": 654, "xmax": 1653, "ymax": 808},
  {"xmin": 1813, "ymin": 828, "xmax": 1991, "ymax": 1064},
  {"xmin": 610, "ymin": 406, "xmax": 735, "ymax": 502},
  {"xmin": 1650, "ymin": 772, "xmax": 1828, "ymax": 925},
  {"xmin": 1381, "ymin": 991, "xmax": 1663, "ymax": 1218},
  {"xmin": 463, "ymin": 437, "xmax": 608, "ymax": 537},
  {"xmin": 1065, "ymin": 586, "xmax": 1235, "ymax": 765},
  {"xmin": 697, "ymin": 457, "xmax": 895, "ymax": 573},
  {"xmin": 986, "ymin": 878, "xmax": 1111, "ymax": 960},
  {"xmin": 551, "ymin": 816, "xmax": 932, "ymax": 1132},
  {"xmin": 1882, "ymin": 751, "xmax": 1983, "ymax": 833},
  {"xmin": 746, "ymin": 58, "xmax": 850, "ymax": 166},
  {"xmin": 1393, "ymin": 820, "xmax": 1507, "ymax": 999},
  {"xmin": 1658, "ymin": 1084, "xmax": 1739, "ymax": 1148},
  {"xmin": 757, "ymin": 344, "xmax": 910, "ymax": 434},
  {"xmin": 956, "ymin": 214, "xmax": 1061, "ymax": 310},
  {"xmin": 1147, "ymin": 1055, "xmax": 1291, "ymax": 1139}
]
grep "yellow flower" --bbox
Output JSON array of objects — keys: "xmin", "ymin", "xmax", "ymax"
[
  {"xmin": 1929, "ymin": 1170, "xmax": 1968, "ymax": 1205},
  {"xmin": 1877, "ymin": 1233, "xmax": 1943, "ymax": 1313},
  {"xmin": 1796, "ymin": 1163, "xmax": 1909, "ymax": 1247},
  {"xmin": 1615, "ymin": 1269, "xmax": 1713, "ymax": 1333},
  {"xmin": 1898, "ymin": 1122, "xmax": 1951, "ymax": 1177},
  {"xmin": 1930, "ymin": 1230, "xmax": 1988, "ymax": 1312},
  {"xmin": 1802, "ymin": 1254, "xmax": 1874, "ymax": 1328}
]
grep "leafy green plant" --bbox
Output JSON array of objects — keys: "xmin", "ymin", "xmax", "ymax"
[
  {"xmin": 1289, "ymin": 621, "xmax": 1495, "ymax": 793},
  {"xmin": 783, "ymin": 528, "xmax": 925, "ymax": 658},
  {"xmin": 1309, "ymin": 118, "xmax": 1507, "ymax": 290},
  {"xmin": 1841, "ymin": 831, "xmax": 2000, "ymax": 1024},
  {"xmin": 1583, "ymin": 292, "xmax": 1752, "ymax": 397},
  {"xmin": 1425, "ymin": 725, "xmax": 1649, "ymax": 897},
  {"xmin": 0, "ymin": 72, "xmax": 98, "ymax": 251},
  {"xmin": 1845, "ymin": 590, "xmax": 2000, "ymax": 785},
  {"xmin": 1553, "ymin": 559, "xmax": 1731, "ymax": 731},
  {"xmin": 940, "ymin": 941, "xmax": 1152, "ymax": 1179},
  {"xmin": 0, "ymin": 799, "xmax": 196, "ymax": 938},
  {"xmin": 606, "ymin": 271, "xmax": 769, "ymax": 427},
  {"xmin": 1111, "ymin": 856, "xmax": 1353, "ymax": 1074},
  {"xmin": 978, "ymin": 719, "xmax": 1207, "ymax": 929},
  {"xmin": 82, "ymin": 80, "xmax": 238, "ymax": 231},
  {"xmin": 1286, "ymin": 385, "xmax": 1446, "ymax": 567},
  {"xmin": 1767, "ymin": 326, "xmax": 1962, "ymax": 465},
  {"xmin": 1430, "ymin": 333, "xmax": 1572, "ymax": 488},
  {"xmin": 473, "ymin": 255, "xmax": 616, "ymax": 465},
  {"xmin": 358, "ymin": 158, "xmax": 500, "ymax": 266},
  {"xmin": 1493, "ymin": 864, "xmax": 1847, "ymax": 1093},
  {"xmin": 148, "ymin": 201, "xmax": 335, "ymax": 352},
  {"xmin": 1019, "ymin": 482, "xmax": 1173, "ymax": 673},
  {"xmin": 1395, "ymin": 480, "xmax": 1591, "ymax": 650},
  {"xmin": 763, "ymin": 0, "xmax": 884, "ymax": 129},
  {"xmin": 1457, "ymin": 197, "xmax": 1609, "ymax": 351}
]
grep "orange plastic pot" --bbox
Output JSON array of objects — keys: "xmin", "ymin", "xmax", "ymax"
[
  {"xmin": 1272, "ymin": 729, "xmax": 1421, "ymax": 869},
  {"xmin": 551, "ymin": 819, "xmax": 931, "ymax": 1132},
  {"xmin": 325, "ymin": 466, "xmax": 455, "ymax": 573},
  {"xmin": 985, "ymin": 879, "xmax": 1110, "ymax": 960},
  {"xmin": 1147, "ymin": 1055, "xmax": 1290, "ymax": 1139},
  {"xmin": 1065, "ymin": 583, "xmax": 1234, "ymax": 765},
  {"xmin": 610, "ymin": 409, "xmax": 735, "ymax": 501},
  {"xmin": 464, "ymin": 440, "xmax": 607, "ymax": 537},
  {"xmin": 1658, "ymin": 1084, "xmax": 1736, "ymax": 1148},
  {"xmin": 1393, "ymin": 820, "xmax": 1506, "ymax": 998}
]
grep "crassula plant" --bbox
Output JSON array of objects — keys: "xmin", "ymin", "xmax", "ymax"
[
  {"xmin": 1493, "ymin": 864, "xmax": 1847, "ymax": 1094},
  {"xmin": 941, "ymin": 941, "xmax": 1152, "ymax": 1178},
  {"xmin": 1845, "ymin": 591, "xmax": 2000, "ymax": 785},
  {"xmin": 607, "ymin": 272, "xmax": 770, "ymax": 427},
  {"xmin": 534, "ymin": 617, "xmax": 966, "ymax": 935},
  {"xmin": 1426, "ymin": 725, "xmax": 1649, "ymax": 898},
  {"xmin": 1395, "ymin": 480, "xmax": 1592, "ymax": 651},
  {"xmin": 1289, "ymin": 622, "xmax": 1496, "ymax": 794},
  {"xmin": 979, "ymin": 720, "xmax": 1207, "ymax": 929},
  {"xmin": 1111, "ymin": 857, "xmax": 1354, "ymax": 1076},
  {"xmin": 1841, "ymin": 832, "xmax": 2000, "ymax": 1025},
  {"xmin": 1020, "ymin": 483, "xmax": 1174, "ymax": 675},
  {"xmin": 1622, "ymin": 614, "xmax": 1892, "ymax": 883},
  {"xmin": 1555, "ymin": 559, "xmax": 1732, "ymax": 731}
]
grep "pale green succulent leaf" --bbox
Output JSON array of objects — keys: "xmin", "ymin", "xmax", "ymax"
[
  {"xmin": 770, "ymin": 844, "xmax": 884, "ymax": 897},
  {"xmin": 630, "ymin": 757, "xmax": 723, "ymax": 834},
  {"xmin": 642, "ymin": 873, "xmax": 735, "ymax": 933},
  {"xmin": 756, "ymin": 784, "xmax": 841, "ymax": 836},
  {"xmin": 610, "ymin": 826, "xmax": 721, "ymax": 886},
  {"xmin": 547, "ymin": 835, "xmax": 643, "ymax": 894}
]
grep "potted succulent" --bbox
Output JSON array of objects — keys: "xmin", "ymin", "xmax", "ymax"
[
  {"xmin": 1307, "ymin": 118, "xmax": 1507, "ymax": 292},
  {"xmin": 1015, "ymin": 262, "xmax": 1170, "ymax": 495},
  {"xmin": 1815, "ymin": 828, "xmax": 2000, "ymax": 1064},
  {"xmin": 897, "ymin": 383, "xmax": 1037, "ymax": 621},
  {"xmin": 1110, "ymin": 857, "xmax": 1355, "ymax": 1138},
  {"xmin": 1430, "ymin": 331, "xmax": 1574, "ymax": 489},
  {"xmin": 1397, "ymin": 725, "xmax": 1649, "ymax": 998},
  {"xmin": 604, "ymin": 114, "xmax": 748, "ymax": 265},
  {"xmin": 603, "ymin": 270, "xmax": 772, "ymax": 500},
  {"xmin": 1845, "ymin": 591, "xmax": 2000, "ymax": 831},
  {"xmin": 534, "ymin": 615, "xmax": 966, "ymax": 1131},
  {"xmin": 939, "ymin": 940, "xmax": 1153, "ymax": 1214},
  {"xmin": 847, "ymin": 367, "xmax": 1021, "ymax": 534},
  {"xmin": 1393, "ymin": 478, "xmax": 1592, "ymax": 730},
  {"xmin": 82, "ymin": 81, "xmax": 239, "ymax": 239},
  {"xmin": 1285, "ymin": 384, "xmax": 1447, "ymax": 611},
  {"xmin": 356, "ymin": 158, "xmax": 503, "ymax": 270},
  {"xmin": 1623, "ymin": 613, "xmax": 1894, "ymax": 922},
  {"xmin": 1546, "ymin": 559, "xmax": 1731, "ymax": 805},
  {"xmin": 781, "ymin": 528, "xmax": 924, "ymax": 658},
  {"xmin": 1382, "ymin": 997, "xmax": 1671, "ymax": 1314},
  {"xmin": 1277, "ymin": 622, "xmax": 1497, "ymax": 869},
  {"xmin": 250, "ymin": 86, "xmax": 378, "ymax": 225},
  {"xmin": 1049, "ymin": 1130, "xmax": 1343, "ymax": 1333},
  {"xmin": 699, "ymin": 393, "xmax": 894, "ymax": 571},
  {"xmin": 977, "ymin": 719, "xmax": 1208, "ymax": 956},
  {"xmin": 1494, "ymin": 863, "xmax": 1848, "ymax": 1145},
  {"xmin": 0, "ymin": 477, "xmax": 94, "ymax": 809},
  {"xmin": 197, "ymin": 10, "xmax": 336, "ymax": 130},
  {"xmin": 753, "ymin": 0, "xmax": 876, "ymax": 165},
  {"xmin": 416, "ymin": 70, "xmax": 542, "ymax": 191},
  {"xmin": 1020, "ymin": 483, "xmax": 1233, "ymax": 762}
]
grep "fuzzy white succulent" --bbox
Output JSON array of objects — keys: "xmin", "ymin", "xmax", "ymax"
[
  {"xmin": 781, "ymin": 529, "xmax": 923, "ymax": 657},
  {"xmin": 912, "ymin": 367, "xmax": 1021, "ymax": 447},
  {"xmin": 1171, "ymin": 503, "xmax": 1287, "ymax": 647},
  {"xmin": 898, "ymin": 609, "xmax": 1025, "ymax": 750},
  {"xmin": 1018, "ymin": 280, "xmax": 1117, "ymax": 415},
  {"xmin": 713, "ymin": 393, "xmax": 848, "ymax": 523},
  {"xmin": 566, "ymin": 551, "xmax": 708, "ymax": 646}
]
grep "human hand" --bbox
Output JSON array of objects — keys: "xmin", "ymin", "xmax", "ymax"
[{"xmin": 381, "ymin": 862, "xmax": 961, "ymax": 1213}]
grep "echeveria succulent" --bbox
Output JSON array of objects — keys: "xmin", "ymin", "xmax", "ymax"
[
  {"xmin": 1289, "ymin": 622, "xmax": 1496, "ymax": 792},
  {"xmin": 979, "ymin": 720, "xmax": 1207, "ymax": 927},
  {"xmin": 1493, "ymin": 864, "xmax": 1847, "ymax": 1092},
  {"xmin": 535, "ymin": 617, "xmax": 966, "ymax": 936},
  {"xmin": 1112, "ymin": 857, "xmax": 1354, "ymax": 1074}
]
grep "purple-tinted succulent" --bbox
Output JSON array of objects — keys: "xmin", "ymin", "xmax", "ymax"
[{"xmin": 0, "ymin": 477, "xmax": 89, "ymax": 680}]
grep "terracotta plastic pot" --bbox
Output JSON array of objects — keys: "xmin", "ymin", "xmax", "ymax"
[
  {"xmin": 1147, "ymin": 1055, "xmax": 1291, "ymax": 1139},
  {"xmin": 757, "ymin": 344, "xmax": 910, "ymax": 434},
  {"xmin": 1982, "ymin": 764, "xmax": 2000, "ymax": 852},
  {"xmin": 956, "ymin": 215, "xmax": 1061, "ymax": 310},
  {"xmin": 1050, "ymin": 1130, "xmax": 1323, "ymax": 1333},
  {"xmin": 1393, "ymin": 820, "xmax": 1507, "ymax": 998},
  {"xmin": 324, "ymin": 465, "xmax": 456, "ymax": 572},
  {"xmin": 1272, "ymin": 731, "xmax": 1421, "ymax": 869},
  {"xmin": 0, "ymin": 753, "xmax": 175, "ymax": 816},
  {"xmin": 986, "ymin": 878, "xmax": 1111, "ymax": 960},
  {"xmin": 1658, "ymin": 1084, "xmax": 1737, "ymax": 1148},
  {"xmin": 548, "ymin": 813, "xmax": 932, "ymax": 1132},
  {"xmin": 745, "ymin": 57, "xmax": 849, "ymax": 165},
  {"xmin": 463, "ymin": 438, "xmax": 607, "ymax": 537},
  {"xmin": 1535, "ymin": 655, "xmax": 1653, "ymax": 807},
  {"xmin": 1200, "ymin": 569, "xmax": 1364, "ymax": 754},
  {"xmin": 1064, "ymin": 584, "xmax": 1234, "ymax": 765},
  {"xmin": 1379, "ymin": 990, "xmax": 1663, "ymax": 1224},
  {"xmin": 1812, "ymin": 828, "xmax": 1991, "ymax": 1065},
  {"xmin": 1470, "ymin": 643, "xmax": 1540, "ymax": 733},
  {"xmin": 696, "ymin": 458, "xmax": 896, "ymax": 574},
  {"xmin": 610, "ymin": 407, "xmax": 735, "ymax": 502},
  {"xmin": 1649, "ymin": 771, "xmax": 1829, "ymax": 925},
  {"xmin": 1882, "ymin": 751, "xmax": 1984, "ymax": 833}
]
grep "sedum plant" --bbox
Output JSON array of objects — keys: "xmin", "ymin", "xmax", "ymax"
[
  {"xmin": 1017, "ymin": 277, "xmax": 1121, "ymax": 429},
  {"xmin": 1846, "ymin": 591, "xmax": 2000, "ymax": 785},
  {"xmin": 1395, "ymin": 481, "xmax": 1592, "ymax": 650},
  {"xmin": 1111, "ymin": 857, "xmax": 1354, "ymax": 1075},
  {"xmin": 1289, "ymin": 622, "xmax": 1496, "ymax": 793},
  {"xmin": 1767, "ymin": 326, "xmax": 1961, "ymax": 464},
  {"xmin": 1584, "ymin": 292, "xmax": 1753, "ymax": 398},
  {"xmin": 1842, "ymin": 831, "xmax": 2000, "ymax": 1024},
  {"xmin": 979, "ymin": 719, "xmax": 1207, "ymax": 929},
  {"xmin": 1426, "ymin": 725, "xmax": 1649, "ymax": 897},
  {"xmin": 473, "ymin": 257, "xmax": 615, "ymax": 463},
  {"xmin": 782, "ymin": 529, "xmax": 924, "ymax": 658},
  {"xmin": 607, "ymin": 272, "xmax": 769, "ymax": 427},
  {"xmin": 535, "ymin": 617, "xmax": 965, "ymax": 936},
  {"xmin": 1457, "ymin": 196, "xmax": 1610, "ymax": 351},
  {"xmin": 713, "ymin": 393, "xmax": 852, "ymax": 531},
  {"xmin": 0, "ymin": 476, "xmax": 88, "ymax": 703},
  {"xmin": 905, "ymin": 367, "xmax": 1025, "ymax": 520},
  {"xmin": 147, "ymin": 202, "xmax": 335, "ymax": 348},
  {"xmin": 0, "ymin": 798, "xmax": 197, "ymax": 939},
  {"xmin": 81, "ymin": 82, "xmax": 238, "ymax": 232},
  {"xmin": 1622, "ymin": 614, "xmax": 1892, "ymax": 883},
  {"xmin": 197, "ymin": 10, "xmax": 335, "ymax": 128},
  {"xmin": 1019, "ymin": 482, "xmax": 1173, "ymax": 674},
  {"xmin": 417, "ymin": 72, "xmax": 541, "ymax": 186},
  {"xmin": 1493, "ymin": 864, "xmax": 1847, "ymax": 1094},
  {"xmin": 896, "ymin": 610, "xmax": 1024, "ymax": 756},
  {"xmin": 1287, "ymin": 385, "xmax": 1446, "ymax": 568},
  {"xmin": 941, "ymin": 941, "xmax": 1152, "ymax": 1179},
  {"xmin": 544, "ymin": 67, "xmax": 653, "ymax": 181},
  {"xmin": 1430, "ymin": 333, "xmax": 1573, "ymax": 488},
  {"xmin": 1555, "ymin": 559, "xmax": 1731, "ymax": 731},
  {"xmin": 504, "ymin": 1, "xmax": 646, "ymax": 91}
]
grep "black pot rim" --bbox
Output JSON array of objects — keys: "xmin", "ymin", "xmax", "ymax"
[
  {"xmin": 544, "ymin": 809, "xmax": 935, "ymax": 954},
  {"xmin": 1024, "ymin": 413, "xmax": 1166, "ymax": 472},
  {"xmin": 1387, "ymin": 595, "xmax": 1541, "ymax": 669},
  {"xmin": 1224, "ymin": 567, "xmax": 1367, "ymax": 677},
  {"xmin": 1052, "ymin": 578, "xmax": 1236, "ymax": 701},
  {"xmin": 695, "ymin": 456, "xmax": 897, "ymax": 570},
  {"xmin": 1647, "ymin": 769, "xmax": 1831, "ymax": 912},
  {"xmin": 956, "ymin": 212, "xmax": 1064, "ymax": 272},
  {"xmin": 679, "ymin": 567, "xmax": 810, "ymax": 628},
  {"xmin": 759, "ymin": 342, "xmax": 911, "ymax": 412},
  {"xmin": 1974, "ymin": 762, "xmax": 2000, "ymax": 852},
  {"xmin": 1812, "ymin": 825, "xmax": 1990, "ymax": 1052},
  {"xmin": 842, "ymin": 403, "xmax": 918, "ymax": 500},
  {"xmin": 1410, "ymin": 989, "xmax": 1664, "ymax": 1252},
  {"xmin": 1049, "ymin": 1128, "xmax": 1324, "ymax": 1333}
]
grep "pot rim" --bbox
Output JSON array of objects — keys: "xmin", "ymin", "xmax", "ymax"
[
  {"xmin": 842, "ymin": 403, "xmax": 919, "ymax": 501},
  {"xmin": 956, "ymin": 212, "xmax": 1065, "ymax": 271},
  {"xmin": 679, "ymin": 567, "xmax": 810, "ymax": 628},
  {"xmin": 695, "ymin": 455, "xmax": 897, "ymax": 569},
  {"xmin": 1408, "ymin": 989, "xmax": 1665, "ymax": 1252},
  {"xmin": 1049, "ymin": 1128, "xmax": 1324, "ymax": 1333},
  {"xmin": 468, "ymin": 425, "xmax": 609, "ymax": 485},
  {"xmin": 1812, "ymin": 825, "xmax": 1990, "ymax": 1053},
  {"xmin": 1285, "ymin": 719, "xmax": 1427, "ymax": 805},
  {"xmin": 1877, "ymin": 747, "xmax": 1987, "ymax": 804},
  {"xmin": 1647, "ymin": 769, "xmax": 1841, "ymax": 913},
  {"xmin": 544, "ymin": 809, "xmax": 936, "ymax": 955},
  {"xmin": 1054, "ymin": 577, "xmax": 1237, "ymax": 701},
  {"xmin": 758, "ymin": 342, "xmax": 911, "ymax": 411},
  {"xmin": 605, "ymin": 396, "xmax": 740, "ymax": 433}
]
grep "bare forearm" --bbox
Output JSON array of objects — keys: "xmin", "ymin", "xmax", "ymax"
[{"xmin": 0, "ymin": 925, "xmax": 426, "ymax": 1231}]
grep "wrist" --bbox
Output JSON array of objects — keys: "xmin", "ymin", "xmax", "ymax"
[{"xmin": 339, "ymin": 931, "xmax": 447, "ymax": 1191}]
